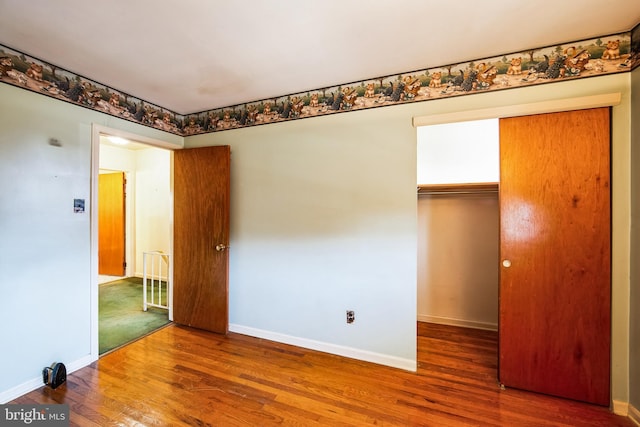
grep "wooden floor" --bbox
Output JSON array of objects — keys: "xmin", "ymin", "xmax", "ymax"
[{"xmin": 13, "ymin": 322, "xmax": 634, "ymax": 426}]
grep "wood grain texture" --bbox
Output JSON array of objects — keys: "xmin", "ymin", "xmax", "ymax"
[
  {"xmin": 499, "ymin": 108, "xmax": 611, "ymax": 405},
  {"xmin": 173, "ymin": 146, "xmax": 230, "ymax": 334},
  {"xmin": 12, "ymin": 323, "xmax": 633, "ymax": 426},
  {"xmin": 98, "ymin": 172, "xmax": 125, "ymax": 276}
]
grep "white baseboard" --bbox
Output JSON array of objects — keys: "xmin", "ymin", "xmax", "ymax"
[
  {"xmin": 613, "ymin": 400, "xmax": 629, "ymax": 416},
  {"xmin": 629, "ymin": 403, "xmax": 640, "ymax": 426},
  {"xmin": 229, "ymin": 324, "xmax": 417, "ymax": 372},
  {"xmin": 0, "ymin": 354, "xmax": 93, "ymax": 404},
  {"xmin": 418, "ymin": 314, "xmax": 498, "ymax": 331}
]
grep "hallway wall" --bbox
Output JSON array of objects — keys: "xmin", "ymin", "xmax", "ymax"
[{"xmin": 99, "ymin": 143, "xmax": 171, "ymax": 277}]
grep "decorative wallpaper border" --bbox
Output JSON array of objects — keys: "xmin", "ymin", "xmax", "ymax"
[
  {"xmin": 0, "ymin": 45, "xmax": 184, "ymax": 135},
  {"xmin": 1, "ymin": 25, "xmax": 638, "ymax": 137}
]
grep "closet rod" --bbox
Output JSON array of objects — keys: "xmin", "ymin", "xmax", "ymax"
[
  {"xmin": 418, "ymin": 190, "xmax": 498, "ymax": 196},
  {"xmin": 417, "ymin": 182, "xmax": 499, "ymax": 196}
]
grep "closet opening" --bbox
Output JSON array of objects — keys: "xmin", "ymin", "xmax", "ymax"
[{"xmin": 416, "ymin": 118, "xmax": 500, "ymax": 331}]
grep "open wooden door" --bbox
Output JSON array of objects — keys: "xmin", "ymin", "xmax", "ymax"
[
  {"xmin": 173, "ymin": 146, "xmax": 230, "ymax": 334},
  {"xmin": 98, "ymin": 172, "xmax": 126, "ymax": 276},
  {"xmin": 498, "ymin": 108, "xmax": 610, "ymax": 405}
]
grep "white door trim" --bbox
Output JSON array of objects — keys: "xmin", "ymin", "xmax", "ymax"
[{"xmin": 412, "ymin": 92, "xmax": 621, "ymax": 127}]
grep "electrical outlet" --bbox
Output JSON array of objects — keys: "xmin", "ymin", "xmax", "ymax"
[{"xmin": 346, "ymin": 310, "xmax": 355, "ymax": 324}]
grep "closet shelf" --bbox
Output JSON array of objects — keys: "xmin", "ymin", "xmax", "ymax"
[{"xmin": 417, "ymin": 182, "xmax": 499, "ymax": 195}]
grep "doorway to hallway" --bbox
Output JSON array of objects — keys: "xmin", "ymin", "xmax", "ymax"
[{"xmin": 97, "ymin": 133, "xmax": 172, "ymax": 354}]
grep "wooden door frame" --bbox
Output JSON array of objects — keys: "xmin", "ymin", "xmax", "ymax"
[
  {"xmin": 413, "ymin": 92, "xmax": 624, "ymax": 410},
  {"xmin": 89, "ymin": 124, "xmax": 182, "ymax": 362}
]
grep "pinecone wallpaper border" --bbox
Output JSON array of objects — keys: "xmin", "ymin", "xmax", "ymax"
[{"xmin": 1, "ymin": 26, "xmax": 638, "ymax": 137}]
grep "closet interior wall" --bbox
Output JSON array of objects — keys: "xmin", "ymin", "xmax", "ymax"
[{"xmin": 417, "ymin": 185, "xmax": 499, "ymax": 330}]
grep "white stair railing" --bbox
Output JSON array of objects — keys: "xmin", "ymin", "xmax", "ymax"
[{"xmin": 143, "ymin": 251, "xmax": 170, "ymax": 311}]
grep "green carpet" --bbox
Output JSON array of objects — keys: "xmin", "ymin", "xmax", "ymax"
[{"xmin": 99, "ymin": 277, "xmax": 170, "ymax": 354}]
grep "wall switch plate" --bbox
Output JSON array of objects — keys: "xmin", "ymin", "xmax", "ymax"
[
  {"xmin": 74, "ymin": 199, "xmax": 85, "ymax": 213},
  {"xmin": 346, "ymin": 310, "xmax": 355, "ymax": 324}
]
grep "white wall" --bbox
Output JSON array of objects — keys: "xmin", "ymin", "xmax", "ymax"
[
  {"xmin": 134, "ymin": 148, "xmax": 171, "ymax": 275},
  {"xmin": 0, "ymin": 87, "xmax": 92, "ymax": 399},
  {"xmin": 417, "ymin": 119, "xmax": 499, "ymax": 184},
  {"xmin": 417, "ymin": 193, "xmax": 499, "ymax": 329},
  {"xmin": 100, "ymin": 143, "xmax": 136, "ymax": 172},
  {"xmin": 0, "ymin": 83, "xmax": 180, "ymax": 402},
  {"xmin": 186, "ymin": 107, "xmax": 419, "ymax": 368},
  {"xmin": 99, "ymin": 143, "xmax": 171, "ymax": 277}
]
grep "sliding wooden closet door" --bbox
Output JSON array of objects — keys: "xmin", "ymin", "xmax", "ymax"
[{"xmin": 498, "ymin": 108, "xmax": 610, "ymax": 406}]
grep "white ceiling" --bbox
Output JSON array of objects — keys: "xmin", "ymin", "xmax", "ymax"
[{"xmin": 1, "ymin": 0, "xmax": 639, "ymax": 115}]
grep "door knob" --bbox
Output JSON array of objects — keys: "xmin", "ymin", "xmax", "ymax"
[
  {"xmin": 502, "ymin": 259, "xmax": 511, "ymax": 268},
  {"xmin": 215, "ymin": 243, "xmax": 228, "ymax": 252}
]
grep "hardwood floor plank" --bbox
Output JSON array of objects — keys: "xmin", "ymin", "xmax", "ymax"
[{"xmin": 10, "ymin": 323, "xmax": 634, "ymax": 426}]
